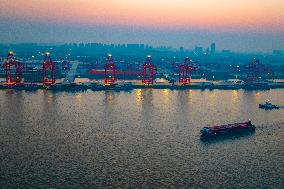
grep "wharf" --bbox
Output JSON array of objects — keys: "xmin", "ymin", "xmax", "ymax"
[{"xmin": 1, "ymin": 81, "xmax": 284, "ymax": 91}]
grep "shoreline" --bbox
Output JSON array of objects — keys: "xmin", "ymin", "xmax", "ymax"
[{"xmin": 1, "ymin": 82, "xmax": 284, "ymax": 92}]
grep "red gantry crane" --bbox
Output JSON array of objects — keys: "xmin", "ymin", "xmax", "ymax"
[
  {"xmin": 104, "ymin": 54, "xmax": 116, "ymax": 85},
  {"xmin": 244, "ymin": 59, "xmax": 271, "ymax": 84},
  {"xmin": 4, "ymin": 51, "xmax": 23, "ymax": 86},
  {"xmin": 141, "ymin": 55, "xmax": 157, "ymax": 85},
  {"xmin": 178, "ymin": 57, "xmax": 197, "ymax": 85},
  {"xmin": 42, "ymin": 52, "xmax": 56, "ymax": 86}
]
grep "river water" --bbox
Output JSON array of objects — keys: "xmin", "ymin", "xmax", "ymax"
[{"xmin": 0, "ymin": 89, "xmax": 283, "ymax": 188}]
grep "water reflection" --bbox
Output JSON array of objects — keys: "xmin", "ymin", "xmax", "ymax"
[
  {"xmin": 230, "ymin": 90, "xmax": 239, "ymax": 113},
  {"xmin": 162, "ymin": 89, "xmax": 169, "ymax": 105},
  {"xmin": 104, "ymin": 91, "xmax": 114, "ymax": 106},
  {"xmin": 254, "ymin": 91, "xmax": 261, "ymax": 102},
  {"xmin": 208, "ymin": 90, "xmax": 217, "ymax": 107},
  {"xmin": 187, "ymin": 89, "xmax": 193, "ymax": 105},
  {"xmin": 3, "ymin": 90, "xmax": 25, "ymax": 126},
  {"xmin": 135, "ymin": 89, "xmax": 142, "ymax": 107},
  {"xmin": 75, "ymin": 93, "xmax": 83, "ymax": 104},
  {"xmin": 43, "ymin": 90, "xmax": 55, "ymax": 105},
  {"xmin": 0, "ymin": 89, "xmax": 284, "ymax": 188},
  {"xmin": 141, "ymin": 89, "xmax": 154, "ymax": 122}
]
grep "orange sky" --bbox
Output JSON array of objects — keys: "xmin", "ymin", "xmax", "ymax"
[{"xmin": 1, "ymin": 0, "xmax": 284, "ymax": 32}]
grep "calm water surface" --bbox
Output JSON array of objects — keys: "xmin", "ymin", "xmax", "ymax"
[{"xmin": 0, "ymin": 89, "xmax": 283, "ymax": 188}]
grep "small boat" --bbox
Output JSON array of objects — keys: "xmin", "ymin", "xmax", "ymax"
[
  {"xmin": 200, "ymin": 121, "xmax": 255, "ymax": 139},
  {"xmin": 259, "ymin": 100, "xmax": 279, "ymax": 109}
]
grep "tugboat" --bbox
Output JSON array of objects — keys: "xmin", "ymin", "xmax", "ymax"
[
  {"xmin": 259, "ymin": 100, "xmax": 279, "ymax": 109},
  {"xmin": 200, "ymin": 121, "xmax": 255, "ymax": 139}
]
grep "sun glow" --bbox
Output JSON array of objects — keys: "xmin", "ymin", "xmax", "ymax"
[{"xmin": 1, "ymin": 0, "xmax": 283, "ymax": 32}]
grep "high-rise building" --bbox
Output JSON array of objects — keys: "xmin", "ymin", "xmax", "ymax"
[
  {"xmin": 210, "ymin": 43, "xmax": 216, "ymax": 55},
  {"xmin": 205, "ymin": 48, "xmax": 210, "ymax": 55}
]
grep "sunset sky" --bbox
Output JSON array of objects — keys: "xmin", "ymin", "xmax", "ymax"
[{"xmin": 0, "ymin": 0, "xmax": 283, "ymax": 52}]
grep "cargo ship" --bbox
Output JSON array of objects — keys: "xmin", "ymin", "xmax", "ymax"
[{"xmin": 200, "ymin": 121, "xmax": 255, "ymax": 139}]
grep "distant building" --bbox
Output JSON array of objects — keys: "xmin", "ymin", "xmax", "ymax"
[
  {"xmin": 221, "ymin": 50, "xmax": 231, "ymax": 54},
  {"xmin": 273, "ymin": 50, "xmax": 283, "ymax": 55},
  {"xmin": 127, "ymin": 44, "xmax": 141, "ymax": 50},
  {"xmin": 205, "ymin": 48, "xmax": 210, "ymax": 55},
  {"xmin": 210, "ymin": 43, "xmax": 216, "ymax": 55},
  {"xmin": 195, "ymin": 46, "xmax": 203, "ymax": 55}
]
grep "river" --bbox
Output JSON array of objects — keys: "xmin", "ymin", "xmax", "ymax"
[{"xmin": 0, "ymin": 89, "xmax": 283, "ymax": 188}]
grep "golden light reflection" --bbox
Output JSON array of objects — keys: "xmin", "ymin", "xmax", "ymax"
[
  {"xmin": 208, "ymin": 91, "xmax": 217, "ymax": 106},
  {"xmin": 231, "ymin": 90, "xmax": 239, "ymax": 103},
  {"xmin": 135, "ymin": 89, "xmax": 142, "ymax": 106},
  {"xmin": 106, "ymin": 92, "xmax": 114, "ymax": 105},
  {"xmin": 230, "ymin": 90, "xmax": 240, "ymax": 113},
  {"xmin": 187, "ymin": 89, "xmax": 193, "ymax": 105},
  {"xmin": 75, "ymin": 93, "xmax": 82, "ymax": 104},
  {"xmin": 254, "ymin": 91, "xmax": 261, "ymax": 102},
  {"xmin": 162, "ymin": 89, "xmax": 169, "ymax": 105},
  {"xmin": 47, "ymin": 93, "xmax": 54, "ymax": 104}
]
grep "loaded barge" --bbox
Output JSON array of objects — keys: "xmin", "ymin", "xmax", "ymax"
[{"xmin": 200, "ymin": 121, "xmax": 255, "ymax": 139}]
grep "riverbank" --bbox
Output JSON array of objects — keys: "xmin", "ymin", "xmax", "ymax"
[{"xmin": 1, "ymin": 81, "xmax": 284, "ymax": 92}]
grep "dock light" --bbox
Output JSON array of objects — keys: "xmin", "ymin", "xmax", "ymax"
[
  {"xmin": 45, "ymin": 52, "xmax": 51, "ymax": 56},
  {"xmin": 147, "ymin": 55, "xmax": 151, "ymax": 58},
  {"xmin": 108, "ymin": 54, "xmax": 113, "ymax": 60}
]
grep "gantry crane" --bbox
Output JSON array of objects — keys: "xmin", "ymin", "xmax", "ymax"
[
  {"xmin": 4, "ymin": 51, "xmax": 23, "ymax": 86},
  {"xmin": 42, "ymin": 52, "xmax": 56, "ymax": 86},
  {"xmin": 141, "ymin": 55, "xmax": 157, "ymax": 85},
  {"xmin": 104, "ymin": 54, "xmax": 116, "ymax": 85},
  {"xmin": 178, "ymin": 57, "xmax": 197, "ymax": 85}
]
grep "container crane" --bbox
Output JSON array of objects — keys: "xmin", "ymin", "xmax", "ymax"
[
  {"xmin": 244, "ymin": 59, "xmax": 271, "ymax": 84},
  {"xmin": 178, "ymin": 57, "xmax": 197, "ymax": 85},
  {"xmin": 104, "ymin": 54, "xmax": 116, "ymax": 85},
  {"xmin": 141, "ymin": 55, "xmax": 157, "ymax": 85},
  {"xmin": 4, "ymin": 51, "xmax": 23, "ymax": 86},
  {"xmin": 42, "ymin": 52, "xmax": 56, "ymax": 86}
]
